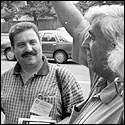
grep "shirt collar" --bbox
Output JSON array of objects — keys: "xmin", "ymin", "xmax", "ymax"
[
  {"xmin": 96, "ymin": 81, "xmax": 117, "ymax": 104},
  {"xmin": 13, "ymin": 55, "xmax": 49, "ymax": 76}
]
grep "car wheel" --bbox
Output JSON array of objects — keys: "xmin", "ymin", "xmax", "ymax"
[
  {"xmin": 5, "ymin": 48, "xmax": 15, "ymax": 61},
  {"xmin": 54, "ymin": 51, "xmax": 67, "ymax": 63}
]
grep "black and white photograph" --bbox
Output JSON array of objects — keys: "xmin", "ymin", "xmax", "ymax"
[{"xmin": 1, "ymin": 1, "xmax": 124, "ymax": 124}]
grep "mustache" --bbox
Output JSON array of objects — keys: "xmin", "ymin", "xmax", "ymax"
[{"xmin": 21, "ymin": 51, "xmax": 37, "ymax": 57}]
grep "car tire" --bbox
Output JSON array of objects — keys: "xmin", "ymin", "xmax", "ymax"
[
  {"xmin": 54, "ymin": 51, "xmax": 68, "ymax": 64},
  {"xmin": 5, "ymin": 48, "xmax": 15, "ymax": 61}
]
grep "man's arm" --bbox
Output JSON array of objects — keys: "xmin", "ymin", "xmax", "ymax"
[
  {"xmin": 51, "ymin": 1, "xmax": 86, "ymax": 37},
  {"xmin": 51, "ymin": 1, "xmax": 89, "ymax": 67}
]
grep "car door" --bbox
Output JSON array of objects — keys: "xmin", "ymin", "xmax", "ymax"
[{"xmin": 41, "ymin": 32, "xmax": 57, "ymax": 58}]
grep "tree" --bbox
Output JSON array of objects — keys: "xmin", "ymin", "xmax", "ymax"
[
  {"xmin": 1, "ymin": 1, "xmax": 21, "ymax": 22},
  {"xmin": 76, "ymin": 1, "xmax": 124, "ymax": 15},
  {"xmin": 1, "ymin": 1, "xmax": 56, "ymax": 23},
  {"xmin": 17, "ymin": 1, "xmax": 56, "ymax": 24}
]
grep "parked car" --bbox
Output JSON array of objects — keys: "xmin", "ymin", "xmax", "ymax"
[
  {"xmin": 2, "ymin": 30, "xmax": 73, "ymax": 63},
  {"xmin": 56, "ymin": 27, "xmax": 73, "ymax": 42},
  {"xmin": 1, "ymin": 33, "xmax": 16, "ymax": 61},
  {"xmin": 39, "ymin": 30, "xmax": 73, "ymax": 63}
]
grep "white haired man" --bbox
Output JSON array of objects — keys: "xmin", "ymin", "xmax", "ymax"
[
  {"xmin": 51, "ymin": 1, "xmax": 124, "ymax": 124},
  {"xmin": 108, "ymin": 20, "xmax": 124, "ymax": 123}
]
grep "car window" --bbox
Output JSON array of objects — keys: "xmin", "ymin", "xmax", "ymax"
[
  {"xmin": 41, "ymin": 33, "xmax": 56, "ymax": 42},
  {"xmin": 57, "ymin": 33, "xmax": 67, "ymax": 43}
]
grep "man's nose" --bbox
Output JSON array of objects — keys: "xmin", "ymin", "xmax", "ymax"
[{"xmin": 26, "ymin": 43, "xmax": 32, "ymax": 51}]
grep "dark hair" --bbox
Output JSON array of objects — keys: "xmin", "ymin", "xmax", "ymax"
[{"xmin": 9, "ymin": 22, "xmax": 40, "ymax": 48}]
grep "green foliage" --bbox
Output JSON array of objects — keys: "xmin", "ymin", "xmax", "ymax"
[
  {"xmin": 1, "ymin": 9, "xmax": 15, "ymax": 22},
  {"xmin": 76, "ymin": 1, "xmax": 124, "ymax": 14},
  {"xmin": 1, "ymin": 1, "xmax": 124, "ymax": 22},
  {"xmin": 1, "ymin": 1, "xmax": 55, "ymax": 23},
  {"xmin": 1, "ymin": 1, "xmax": 22, "ymax": 21},
  {"xmin": 19, "ymin": 1, "xmax": 55, "ymax": 24}
]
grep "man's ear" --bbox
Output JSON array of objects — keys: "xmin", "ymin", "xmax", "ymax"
[{"xmin": 111, "ymin": 42, "xmax": 116, "ymax": 49}]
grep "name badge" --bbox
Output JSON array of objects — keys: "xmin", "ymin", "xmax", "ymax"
[{"xmin": 30, "ymin": 98, "xmax": 53, "ymax": 116}]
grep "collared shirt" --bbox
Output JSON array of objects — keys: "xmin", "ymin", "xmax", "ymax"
[
  {"xmin": 1, "ymin": 55, "xmax": 84, "ymax": 124},
  {"xmin": 69, "ymin": 74, "xmax": 123, "ymax": 124}
]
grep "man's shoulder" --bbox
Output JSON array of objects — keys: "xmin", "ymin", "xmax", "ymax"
[
  {"xmin": 1, "ymin": 67, "xmax": 14, "ymax": 77},
  {"xmin": 49, "ymin": 64, "xmax": 76, "ymax": 82},
  {"xmin": 49, "ymin": 63, "xmax": 70, "ymax": 73}
]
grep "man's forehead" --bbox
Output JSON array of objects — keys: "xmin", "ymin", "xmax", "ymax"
[{"xmin": 81, "ymin": 22, "xmax": 102, "ymax": 46}]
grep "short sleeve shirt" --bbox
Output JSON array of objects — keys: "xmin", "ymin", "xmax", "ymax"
[{"xmin": 1, "ymin": 55, "xmax": 84, "ymax": 124}]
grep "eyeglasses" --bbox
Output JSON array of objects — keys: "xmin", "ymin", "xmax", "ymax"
[{"xmin": 114, "ymin": 77, "xmax": 124, "ymax": 97}]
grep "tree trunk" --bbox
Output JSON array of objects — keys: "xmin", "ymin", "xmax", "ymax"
[{"xmin": 33, "ymin": 11, "xmax": 38, "ymax": 26}]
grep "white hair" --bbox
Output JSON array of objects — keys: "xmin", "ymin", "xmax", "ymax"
[
  {"xmin": 84, "ymin": 4, "xmax": 124, "ymax": 78},
  {"xmin": 83, "ymin": 4, "xmax": 124, "ymax": 43},
  {"xmin": 108, "ymin": 39, "xmax": 124, "ymax": 78},
  {"xmin": 84, "ymin": 4, "xmax": 124, "ymax": 23},
  {"xmin": 100, "ymin": 16, "xmax": 124, "ymax": 44}
]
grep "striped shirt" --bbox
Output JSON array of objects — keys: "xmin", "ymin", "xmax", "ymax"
[
  {"xmin": 1, "ymin": 55, "xmax": 84, "ymax": 124},
  {"xmin": 69, "ymin": 71, "xmax": 124, "ymax": 124},
  {"xmin": 69, "ymin": 21, "xmax": 124, "ymax": 124}
]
